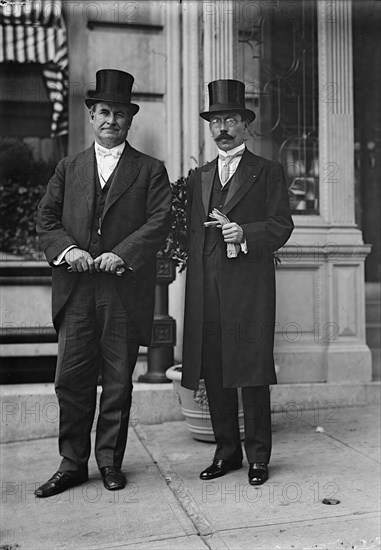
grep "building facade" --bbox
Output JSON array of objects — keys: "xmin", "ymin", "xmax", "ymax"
[{"xmin": 0, "ymin": 0, "xmax": 379, "ymax": 383}]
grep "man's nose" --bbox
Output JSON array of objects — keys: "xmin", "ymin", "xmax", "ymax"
[{"xmin": 107, "ymin": 112, "xmax": 117, "ymax": 124}]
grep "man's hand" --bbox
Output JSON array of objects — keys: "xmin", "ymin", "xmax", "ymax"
[
  {"xmin": 65, "ymin": 247, "xmax": 95, "ymax": 272},
  {"xmin": 94, "ymin": 252, "xmax": 125, "ymax": 274},
  {"xmin": 221, "ymin": 222, "xmax": 244, "ymax": 244}
]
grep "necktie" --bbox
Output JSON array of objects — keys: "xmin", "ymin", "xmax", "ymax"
[
  {"xmin": 219, "ymin": 149, "xmax": 244, "ymax": 184},
  {"xmin": 96, "ymin": 146, "xmax": 123, "ymax": 186},
  {"xmin": 97, "ymin": 147, "xmax": 121, "ymax": 159}
]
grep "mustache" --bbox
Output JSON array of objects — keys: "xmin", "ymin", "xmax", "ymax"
[{"xmin": 215, "ymin": 132, "xmax": 233, "ymax": 141}]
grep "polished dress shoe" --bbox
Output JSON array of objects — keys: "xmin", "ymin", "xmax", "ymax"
[
  {"xmin": 100, "ymin": 466, "xmax": 126, "ymax": 491},
  {"xmin": 34, "ymin": 470, "xmax": 88, "ymax": 498},
  {"xmin": 248, "ymin": 462, "xmax": 268, "ymax": 485},
  {"xmin": 199, "ymin": 459, "xmax": 242, "ymax": 480}
]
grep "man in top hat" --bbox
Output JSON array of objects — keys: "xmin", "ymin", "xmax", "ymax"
[
  {"xmin": 182, "ymin": 79, "xmax": 294, "ymax": 485},
  {"xmin": 35, "ymin": 69, "xmax": 171, "ymax": 497}
]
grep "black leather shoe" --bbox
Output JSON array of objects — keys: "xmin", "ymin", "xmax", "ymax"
[
  {"xmin": 248, "ymin": 462, "xmax": 268, "ymax": 485},
  {"xmin": 200, "ymin": 459, "xmax": 242, "ymax": 480},
  {"xmin": 100, "ymin": 466, "xmax": 126, "ymax": 491},
  {"xmin": 34, "ymin": 470, "xmax": 88, "ymax": 498}
]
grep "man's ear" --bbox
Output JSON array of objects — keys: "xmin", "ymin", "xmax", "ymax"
[{"xmin": 243, "ymin": 120, "xmax": 251, "ymax": 134}]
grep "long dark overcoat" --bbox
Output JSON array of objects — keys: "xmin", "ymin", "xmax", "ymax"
[
  {"xmin": 37, "ymin": 142, "xmax": 171, "ymax": 345},
  {"xmin": 182, "ymin": 149, "xmax": 294, "ymax": 390}
]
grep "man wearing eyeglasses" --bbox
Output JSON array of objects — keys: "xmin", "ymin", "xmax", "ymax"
[{"xmin": 182, "ymin": 79, "xmax": 294, "ymax": 485}]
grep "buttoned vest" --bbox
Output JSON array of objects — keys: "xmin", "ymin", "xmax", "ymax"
[
  {"xmin": 88, "ymin": 161, "xmax": 117, "ymax": 258},
  {"xmin": 203, "ymin": 168, "xmax": 236, "ymax": 256}
]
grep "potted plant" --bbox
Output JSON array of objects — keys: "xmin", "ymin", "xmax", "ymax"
[{"xmin": 166, "ymin": 365, "xmax": 245, "ymax": 442}]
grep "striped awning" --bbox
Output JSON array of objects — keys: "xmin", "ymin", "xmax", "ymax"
[{"xmin": 0, "ymin": 0, "xmax": 68, "ymax": 137}]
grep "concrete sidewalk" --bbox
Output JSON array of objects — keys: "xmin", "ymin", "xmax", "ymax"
[{"xmin": 1, "ymin": 404, "xmax": 380, "ymax": 550}]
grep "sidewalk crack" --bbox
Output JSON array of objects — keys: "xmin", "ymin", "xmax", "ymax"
[{"xmin": 133, "ymin": 424, "xmax": 219, "ymax": 548}]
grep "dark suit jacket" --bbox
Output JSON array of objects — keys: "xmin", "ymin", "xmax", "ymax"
[
  {"xmin": 182, "ymin": 148, "xmax": 294, "ymax": 390},
  {"xmin": 36, "ymin": 142, "xmax": 171, "ymax": 345}
]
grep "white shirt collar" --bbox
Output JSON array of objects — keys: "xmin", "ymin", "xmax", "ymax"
[
  {"xmin": 217, "ymin": 143, "xmax": 245, "ymax": 158},
  {"xmin": 95, "ymin": 141, "xmax": 126, "ymax": 157}
]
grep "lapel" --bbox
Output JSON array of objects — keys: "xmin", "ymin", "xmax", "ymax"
[
  {"xmin": 103, "ymin": 143, "xmax": 142, "ymax": 218},
  {"xmin": 222, "ymin": 149, "xmax": 264, "ymax": 214},
  {"xmin": 200, "ymin": 159, "xmax": 217, "ymax": 218},
  {"xmin": 75, "ymin": 146, "xmax": 96, "ymax": 218},
  {"xmin": 198, "ymin": 149, "xmax": 264, "ymax": 219}
]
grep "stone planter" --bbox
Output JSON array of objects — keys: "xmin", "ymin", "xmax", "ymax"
[{"xmin": 166, "ymin": 365, "xmax": 244, "ymax": 442}]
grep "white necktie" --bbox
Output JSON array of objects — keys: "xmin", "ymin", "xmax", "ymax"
[
  {"xmin": 97, "ymin": 147, "xmax": 121, "ymax": 160},
  {"xmin": 219, "ymin": 150, "xmax": 244, "ymax": 184},
  {"xmin": 96, "ymin": 146, "xmax": 122, "ymax": 185}
]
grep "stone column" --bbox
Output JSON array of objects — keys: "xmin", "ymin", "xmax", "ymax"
[
  {"xmin": 318, "ymin": 0, "xmax": 371, "ymax": 380},
  {"xmin": 165, "ymin": 1, "xmax": 182, "ymax": 182},
  {"xmin": 202, "ymin": 0, "xmax": 238, "ymax": 163},
  {"xmin": 63, "ymin": 1, "xmax": 87, "ymax": 155},
  {"xmin": 165, "ymin": 1, "xmax": 186, "ymax": 363},
  {"xmin": 181, "ymin": 0, "xmax": 202, "ymax": 173},
  {"xmin": 276, "ymin": 0, "xmax": 372, "ymax": 383}
]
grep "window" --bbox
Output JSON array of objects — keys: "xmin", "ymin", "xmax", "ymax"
[{"xmin": 239, "ymin": 0, "xmax": 319, "ymax": 215}]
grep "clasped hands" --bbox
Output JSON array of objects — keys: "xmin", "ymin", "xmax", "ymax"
[{"xmin": 64, "ymin": 248, "xmax": 125, "ymax": 274}]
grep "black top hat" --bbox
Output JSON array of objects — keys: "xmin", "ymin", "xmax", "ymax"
[
  {"xmin": 200, "ymin": 79, "xmax": 255, "ymax": 122},
  {"xmin": 85, "ymin": 69, "xmax": 139, "ymax": 115}
]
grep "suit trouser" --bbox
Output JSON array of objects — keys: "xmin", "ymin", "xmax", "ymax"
[
  {"xmin": 55, "ymin": 273, "xmax": 139, "ymax": 474},
  {"xmin": 201, "ymin": 247, "xmax": 272, "ymax": 464}
]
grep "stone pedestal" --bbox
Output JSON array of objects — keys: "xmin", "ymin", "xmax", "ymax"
[
  {"xmin": 275, "ymin": 241, "xmax": 372, "ymax": 383},
  {"xmin": 139, "ymin": 258, "xmax": 176, "ymax": 384}
]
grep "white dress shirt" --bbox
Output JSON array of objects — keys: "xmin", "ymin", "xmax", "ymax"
[{"xmin": 54, "ymin": 141, "xmax": 126, "ymax": 264}]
